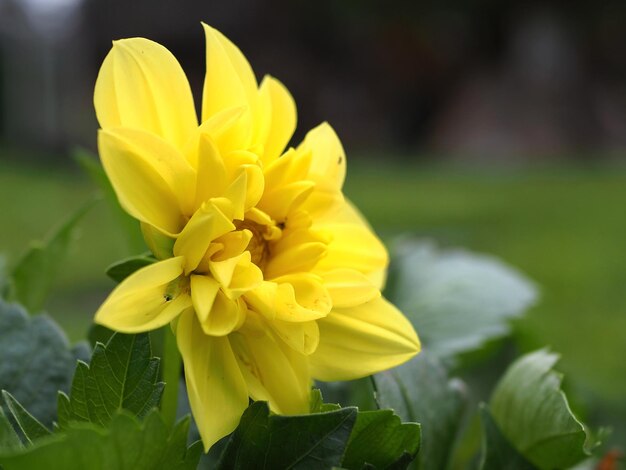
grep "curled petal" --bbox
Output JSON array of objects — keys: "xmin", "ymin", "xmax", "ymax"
[
  {"xmin": 200, "ymin": 290, "xmax": 247, "ymax": 336},
  {"xmin": 95, "ymin": 257, "xmax": 189, "ymax": 333},
  {"xmin": 231, "ymin": 317, "xmax": 310, "ymax": 415},
  {"xmin": 94, "ymin": 38, "xmax": 197, "ymax": 151},
  {"xmin": 245, "ymin": 274, "xmax": 332, "ymax": 322},
  {"xmin": 173, "ymin": 202, "xmax": 235, "ymax": 275},
  {"xmin": 310, "ymin": 296, "xmax": 421, "ymax": 381},
  {"xmin": 176, "ymin": 311, "xmax": 248, "ymax": 451}
]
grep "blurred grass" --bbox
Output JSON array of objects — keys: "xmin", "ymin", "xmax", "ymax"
[{"xmin": 1, "ymin": 157, "xmax": 626, "ymax": 412}]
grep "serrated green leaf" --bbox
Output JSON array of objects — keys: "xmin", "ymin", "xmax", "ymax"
[
  {"xmin": 87, "ymin": 324, "xmax": 115, "ymax": 348},
  {"xmin": 310, "ymin": 389, "xmax": 341, "ymax": 413},
  {"xmin": 373, "ymin": 352, "xmax": 467, "ymax": 470},
  {"xmin": 489, "ymin": 349, "xmax": 590, "ymax": 469},
  {"xmin": 392, "ymin": 240, "xmax": 537, "ymax": 358},
  {"xmin": 0, "ymin": 300, "xmax": 75, "ymax": 427},
  {"xmin": 59, "ymin": 333, "xmax": 164, "ymax": 427},
  {"xmin": 105, "ymin": 254, "xmax": 156, "ymax": 283},
  {"xmin": 8, "ymin": 199, "xmax": 95, "ymax": 312},
  {"xmin": 73, "ymin": 148, "xmax": 145, "ymax": 254},
  {"xmin": 1, "ymin": 391, "xmax": 50, "ymax": 444},
  {"xmin": 0, "ymin": 407, "xmax": 22, "ymax": 453},
  {"xmin": 217, "ymin": 401, "xmax": 357, "ymax": 469},
  {"xmin": 0, "ymin": 410, "xmax": 201, "ymax": 470},
  {"xmin": 342, "ymin": 409, "xmax": 420, "ymax": 470}
]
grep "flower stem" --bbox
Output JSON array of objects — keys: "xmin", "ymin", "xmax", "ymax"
[{"xmin": 161, "ymin": 325, "xmax": 181, "ymax": 427}]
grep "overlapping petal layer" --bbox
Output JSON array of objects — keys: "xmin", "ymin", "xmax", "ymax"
[{"xmin": 94, "ymin": 24, "xmax": 420, "ymax": 451}]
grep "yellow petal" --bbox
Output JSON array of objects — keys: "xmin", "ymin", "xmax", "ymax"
[
  {"xmin": 173, "ymin": 202, "xmax": 235, "ymax": 275},
  {"xmin": 258, "ymin": 181, "xmax": 315, "ymax": 223},
  {"xmin": 310, "ymin": 296, "xmax": 420, "ymax": 381},
  {"xmin": 297, "ymin": 122, "xmax": 346, "ymax": 191},
  {"xmin": 264, "ymin": 237, "xmax": 327, "ymax": 279},
  {"xmin": 259, "ymin": 75, "xmax": 297, "ymax": 164},
  {"xmin": 231, "ymin": 318, "xmax": 310, "ymax": 415},
  {"xmin": 190, "ymin": 274, "xmax": 220, "ymax": 323},
  {"xmin": 209, "ymin": 252, "xmax": 247, "ymax": 287},
  {"xmin": 265, "ymin": 240, "xmax": 326, "ymax": 280},
  {"xmin": 315, "ymin": 200, "xmax": 388, "ymax": 289},
  {"xmin": 199, "ymin": 290, "xmax": 247, "ymax": 336},
  {"xmin": 245, "ymin": 274, "xmax": 332, "ymax": 322},
  {"xmin": 194, "ymin": 134, "xmax": 228, "ymax": 208},
  {"xmin": 314, "ymin": 223, "xmax": 388, "ymax": 280},
  {"xmin": 95, "ymin": 257, "xmax": 189, "ymax": 332},
  {"xmin": 102, "ymin": 127, "xmax": 196, "ymax": 216},
  {"xmin": 94, "ymin": 38, "xmax": 197, "ymax": 151},
  {"xmin": 319, "ymin": 269, "xmax": 381, "ymax": 308},
  {"xmin": 98, "ymin": 129, "xmax": 185, "ymax": 236},
  {"xmin": 269, "ymin": 319, "xmax": 320, "ymax": 356},
  {"xmin": 176, "ymin": 310, "xmax": 248, "ymax": 451},
  {"xmin": 201, "ymin": 23, "xmax": 255, "ymax": 147},
  {"xmin": 212, "ymin": 229, "xmax": 252, "ymax": 261}
]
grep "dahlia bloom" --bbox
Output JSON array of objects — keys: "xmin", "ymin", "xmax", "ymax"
[{"xmin": 94, "ymin": 23, "xmax": 420, "ymax": 450}]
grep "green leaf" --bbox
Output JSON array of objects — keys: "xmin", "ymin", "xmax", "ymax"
[
  {"xmin": 310, "ymin": 389, "xmax": 341, "ymax": 413},
  {"xmin": 479, "ymin": 405, "xmax": 536, "ymax": 470},
  {"xmin": 0, "ymin": 407, "xmax": 22, "ymax": 453},
  {"xmin": 0, "ymin": 410, "xmax": 202, "ymax": 470},
  {"xmin": 342, "ymin": 409, "xmax": 420, "ymax": 470},
  {"xmin": 217, "ymin": 401, "xmax": 357, "ymax": 469},
  {"xmin": 0, "ymin": 300, "xmax": 75, "ymax": 427},
  {"xmin": 1, "ymin": 391, "xmax": 50, "ymax": 444},
  {"xmin": 489, "ymin": 349, "xmax": 590, "ymax": 469},
  {"xmin": 73, "ymin": 148, "xmax": 145, "ymax": 254},
  {"xmin": 87, "ymin": 324, "xmax": 115, "ymax": 348},
  {"xmin": 8, "ymin": 198, "xmax": 95, "ymax": 312},
  {"xmin": 373, "ymin": 352, "xmax": 467, "ymax": 470},
  {"xmin": 392, "ymin": 240, "xmax": 537, "ymax": 358},
  {"xmin": 105, "ymin": 254, "xmax": 156, "ymax": 283},
  {"xmin": 58, "ymin": 333, "xmax": 164, "ymax": 427}
]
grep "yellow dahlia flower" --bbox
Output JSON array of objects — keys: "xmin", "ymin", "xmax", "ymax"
[{"xmin": 93, "ymin": 23, "xmax": 420, "ymax": 450}]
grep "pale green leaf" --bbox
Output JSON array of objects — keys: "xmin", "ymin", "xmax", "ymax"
[
  {"xmin": 489, "ymin": 349, "xmax": 590, "ymax": 469},
  {"xmin": 479, "ymin": 405, "xmax": 536, "ymax": 470},
  {"xmin": 0, "ymin": 300, "xmax": 75, "ymax": 427},
  {"xmin": 392, "ymin": 240, "xmax": 537, "ymax": 358}
]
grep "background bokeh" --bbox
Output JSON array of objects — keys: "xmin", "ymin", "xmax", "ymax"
[{"xmin": 1, "ymin": 0, "xmax": 625, "ymax": 455}]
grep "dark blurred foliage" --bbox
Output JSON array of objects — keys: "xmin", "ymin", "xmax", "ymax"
[{"xmin": 0, "ymin": 0, "xmax": 625, "ymax": 161}]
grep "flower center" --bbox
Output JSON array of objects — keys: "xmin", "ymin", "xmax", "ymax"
[{"xmin": 235, "ymin": 219, "xmax": 280, "ymax": 270}]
